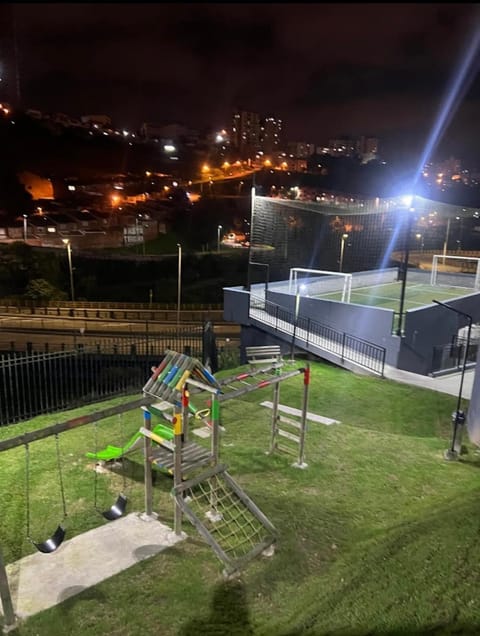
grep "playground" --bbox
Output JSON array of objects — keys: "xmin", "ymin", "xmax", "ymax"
[{"xmin": 1, "ymin": 355, "xmax": 480, "ymax": 634}]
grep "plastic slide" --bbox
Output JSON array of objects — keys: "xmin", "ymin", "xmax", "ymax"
[{"xmin": 86, "ymin": 423, "xmax": 174, "ymax": 461}]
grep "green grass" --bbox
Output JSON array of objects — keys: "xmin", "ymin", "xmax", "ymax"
[
  {"xmin": 318, "ymin": 282, "xmax": 476, "ymax": 312},
  {"xmin": 1, "ymin": 361, "xmax": 480, "ymax": 635}
]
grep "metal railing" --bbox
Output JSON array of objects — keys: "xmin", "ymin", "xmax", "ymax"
[{"xmin": 249, "ymin": 295, "xmax": 386, "ymax": 376}]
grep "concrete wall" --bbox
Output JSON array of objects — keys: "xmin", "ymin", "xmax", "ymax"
[
  {"xmin": 399, "ymin": 292, "xmax": 480, "ymax": 374},
  {"xmin": 266, "ymin": 289, "xmax": 400, "ymax": 366},
  {"xmin": 224, "ymin": 287, "xmax": 250, "ymax": 325},
  {"xmin": 224, "ymin": 283, "xmax": 480, "ymax": 375}
]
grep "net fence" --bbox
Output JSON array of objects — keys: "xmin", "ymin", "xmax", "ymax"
[{"xmin": 248, "ymin": 195, "xmax": 480, "ymax": 286}]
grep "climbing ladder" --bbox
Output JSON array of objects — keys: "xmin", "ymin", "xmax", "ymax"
[{"xmin": 174, "ymin": 464, "xmax": 277, "ymax": 576}]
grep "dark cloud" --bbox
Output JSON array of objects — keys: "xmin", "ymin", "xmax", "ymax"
[{"xmin": 2, "ymin": 2, "xmax": 480, "ymax": 161}]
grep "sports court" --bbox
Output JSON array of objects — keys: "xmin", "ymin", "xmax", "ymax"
[{"xmin": 315, "ymin": 281, "xmax": 474, "ymax": 312}]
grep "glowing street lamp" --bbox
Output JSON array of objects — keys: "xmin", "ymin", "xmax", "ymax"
[
  {"xmin": 62, "ymin": 239, "xmax": 75, "ymax": 302},
  {"xmin": 397, "ymin": 201, "xmax": 416, "ymax": 336},
  {"xmin": 339, "ymin": 233, "xmax": 349, "ymax": 272},
  {"xmin": 177, "ymin": 243, "xmax": 182, "ymax": 333}
]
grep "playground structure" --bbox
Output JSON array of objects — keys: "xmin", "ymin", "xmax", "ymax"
[{"xmin": 0, "ymin": 349, "xmax": 310, "ymax": 632}]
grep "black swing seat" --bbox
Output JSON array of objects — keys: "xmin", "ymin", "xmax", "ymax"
[
  {"xmin": 102, "ymin": 494, "xmax": 127, "ymax": 521},
  {"xmin": 33, "ymin": 525, "xmax": 66, "ymax": 554}
]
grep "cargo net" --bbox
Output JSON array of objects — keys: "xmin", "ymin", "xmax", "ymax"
[{"xmin": 175, "ymin": 465, "xmax": 276, "ymax": 574}]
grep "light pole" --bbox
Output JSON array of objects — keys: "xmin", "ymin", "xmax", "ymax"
[
  {"xmin": 339, "ymin": 233, "xmax": 349, "ymax": 272},
  {"xmin": 62, "ymin": 238, "xmax": 75, "ymax": 302},
  {"xmin": 23, "ymin": 214, "xmax": 27, "ymax": 241},
  {"xmin": 397, "ymin": 204, "xmax": 415, "ymax": 336},
  {"xmin": 433, "ymin": 300, "xmax": 472, "ymax": 460},
  {"xmin": 290, "ymin": 283, "xmax": 306, "ymax": 361},
  {"xmin": 217, "ymin": 225, "xmax": 222, "ymax": 252},
  {"xmin": 177, "ymin": 243, "xmax": 182, "ymax": 333}
]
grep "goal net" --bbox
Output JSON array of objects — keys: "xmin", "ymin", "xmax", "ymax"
[
  {"xmin": 288, "ymin": 268, "xmax": 352, "ymax": 302},
  {"xmin": 430, "ymin": 255, "xmax": 480, "ymax": 290}
]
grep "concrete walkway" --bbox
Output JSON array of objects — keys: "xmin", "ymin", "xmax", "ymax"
[
  {"xmin": 1, "ymin": 513, "xmax": 184, "ymax": 625},
  {"xmin": 383, "ymin": 364, "xmax": 475, "ymax": 400}
]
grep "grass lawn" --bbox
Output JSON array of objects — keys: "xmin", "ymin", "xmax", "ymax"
[{"xmin": 1, "ymin": 360, "xmax": 480, "ymax": 635}]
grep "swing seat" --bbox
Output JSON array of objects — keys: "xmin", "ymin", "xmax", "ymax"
[
  {"xmin": 102, "ymin": 494, "xmax": 127, "ymax": 521},
  {"xmin": 34, "ymin": 525, "xmax": 66, "ymax": 554}
]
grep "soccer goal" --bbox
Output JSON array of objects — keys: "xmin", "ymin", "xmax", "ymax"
[
  {"xmin": 430, "ymin": 255, "xmax": 480, "ymax": 290},
  {"xmin": 288, "ymin": 268, "xmax": 352, "ymax": 302}
]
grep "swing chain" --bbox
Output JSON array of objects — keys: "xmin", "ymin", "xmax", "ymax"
[{"xmin": 25, "ymin": 432, "xmax": 67, "ymax": 543}]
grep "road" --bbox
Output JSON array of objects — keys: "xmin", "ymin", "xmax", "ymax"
[{"xmin": 0, "ymin": 313, "xmax": 240, "ymax": 353}]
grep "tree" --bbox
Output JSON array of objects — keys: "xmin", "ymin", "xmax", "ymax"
[{"xmin": 24, "ymin": 278, "xmax": 67, "ymax": 302}]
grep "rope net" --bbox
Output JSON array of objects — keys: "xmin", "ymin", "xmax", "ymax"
[{"xmin": 178, "ymin": 470, "xmax": 275, "ymax": 570}]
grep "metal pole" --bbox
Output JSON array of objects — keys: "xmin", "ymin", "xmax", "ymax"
[
  {"xmin": 0, "ymin": 546, "xmax": 16, "ymax": 632},
  {"xmin": 339, "ymin": 233, "xmax": 348, "ymax": 272},
  {"xmin": 246, "ymin": 186, "xmax": 256, "ymax": 291},
  {"xmin": 294, "ymin": 366, "xmax": 309, "ymax": 469},
  {"xmin": 442, "ymin": 217, "xmax": 451, "ymax": 265},
  {"xmin": 290, "ymin": 289, "xmax": 301, "ymax": 361},
  {"xmin": 142, "ymin": 408, "xmax": 153, "ymax": 516},
  {"xmin": 217, "ymin": 225, "xmax": 222, "ymax": 252},
  {"xmin": 23, "ymin": 214, "xmax": 27, "ymax": 241},
  {"xmin": 176, "ymin": 243, "xmax": 182, "ymax": 334},
  {"xmin": 433, "ymin": 300, "xmax": 472, "ymax": 459},
  {"xmin": 396, "ymin": 209, "xmax": 414, "ymax": 336},
  {"xmin": 62, "ymin": 240, "xmax": 75, "ymax": 303}
]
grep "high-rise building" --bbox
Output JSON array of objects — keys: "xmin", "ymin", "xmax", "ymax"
[
  {"xmin": 260, "ymin": 115, "xmax": 283, "ymax": 155},
  {"xmin": 231, "ymin": 110, "xmax": 261, "ymax": 156}
]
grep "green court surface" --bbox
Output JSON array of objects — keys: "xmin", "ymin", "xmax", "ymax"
[{"xmin": 316, "ymin": 282, "xmax": 476, "ymax": 312}]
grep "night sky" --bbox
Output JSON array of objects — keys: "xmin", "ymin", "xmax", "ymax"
[{"xmin": 3, "ymin": 3, "xmax": 480, "ymax": 163}]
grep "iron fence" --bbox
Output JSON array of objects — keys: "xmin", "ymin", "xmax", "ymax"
[
  {"xmin": 249, "ymin": 295, "xmax": 386, "ymax": 376},
  {"xmin": 0, "ymin": 332, "xmax": 241, "ymax": 427}
]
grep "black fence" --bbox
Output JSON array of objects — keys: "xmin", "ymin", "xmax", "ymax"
[
  {"xmin": 0, "ymin": 333, "xmax": 241, "ymax": 427},
  {"xmin": 249, "ymin": 295, "xmax": 386, "ymax": 376}
]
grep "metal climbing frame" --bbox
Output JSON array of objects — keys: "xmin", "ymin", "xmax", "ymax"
[{"xmin": 214, "ymin": 364, "xmax": 310, "ymax": 468}]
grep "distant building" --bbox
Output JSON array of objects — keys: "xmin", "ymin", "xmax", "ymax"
[
  {"xmin": 286, "ymin": 141, "xmax": 315, "ymax": 159},
  {"xmin": 260, "ymin": 115, "xmax": 282, "ymax": 155},
  {"xmin": 81, "ymin": 114, "xmax": 112, "ymax": 128},
  {"xmin": 139, "ymin": 122, "xmax": 165, "ymax": 140},
  {"xmin": 231, "ymin": 110, "xmax": 261, "ymax": 156}
]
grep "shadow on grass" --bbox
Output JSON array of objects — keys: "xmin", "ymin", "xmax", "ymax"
[
  {"xmin": 275, "ymin": 491, "xmax": 480, "ymax": 636},
  {"xmin": 179, "ymin": 579, "xmax": 253, "ymax": 636}
]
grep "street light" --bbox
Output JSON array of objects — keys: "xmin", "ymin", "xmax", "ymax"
[
  {"xmin": 290, "ymin": 283, "xmax": 306, "ymax": 361},
  {"xmin": 217, "ymin": 225, "xmax": 222, "ymax": 252},
  {"xmin": 23, "ymin": 214, "xmax": 27, "ymax": 241},
  {"xmin": 62, "ymin": 238, "xmax": 75, "ymax": 302},
  {"xmin": 433, "ymin": 300, "xmax": 472, "ymax": 460},
  {"xmin": 177, "ymin": 243, "xmax": 182, "ymax": 333},
  {"xmin": 396, "ymin": 203, "xmax": 416, "ymax": 336},
  {"xmin": 339, "ymin": 233, "xmax": 349, "ymax": 272}
]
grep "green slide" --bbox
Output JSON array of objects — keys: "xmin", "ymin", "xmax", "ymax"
[{"xmin": 86, "ymin": 423, "xmax": 174, "ymax": 461}]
